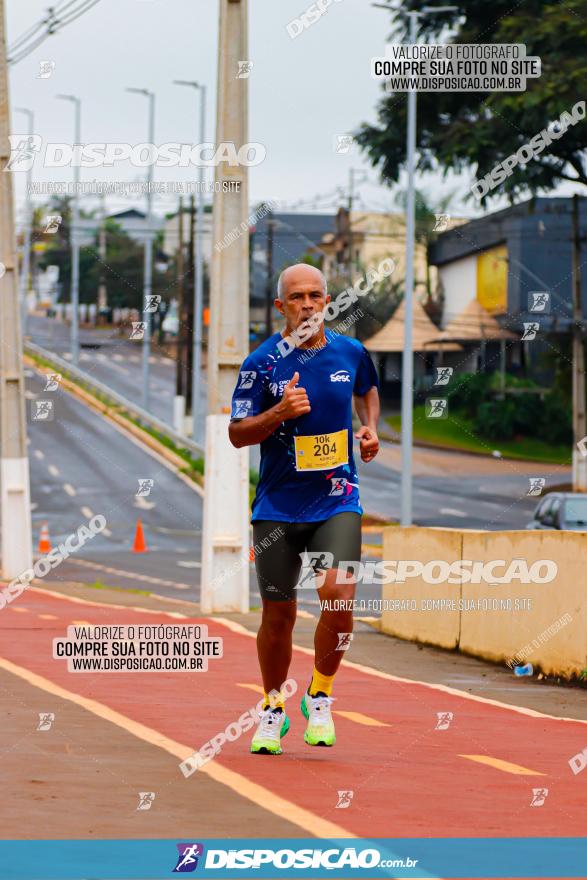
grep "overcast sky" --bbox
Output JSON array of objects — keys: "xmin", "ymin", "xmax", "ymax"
[{"xmin": 6, "ymin": 0, "xmax": 580, "ymax": 224}]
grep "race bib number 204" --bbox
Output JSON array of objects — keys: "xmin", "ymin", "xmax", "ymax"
[{"xmin": 294, "ymin": 429, "xmax": 348, "ymax": 471}]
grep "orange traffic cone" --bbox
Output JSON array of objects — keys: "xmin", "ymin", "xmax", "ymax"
[
  {"xmin": 132, "ymin": 518, "xmax": 148, "ymax": 553},
  {"xmin": 38, "ymin": 522, "xmax": 52, "ymax": 553}
]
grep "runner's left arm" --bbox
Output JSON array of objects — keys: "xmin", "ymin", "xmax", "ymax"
[{"xmin": 353, "ymin": 346, "xmax": 380, "ymax": 462}]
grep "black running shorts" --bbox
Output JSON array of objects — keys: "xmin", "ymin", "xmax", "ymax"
[{"xmin": 252, "ymin": 511, "xmax": 362, "ymax": 602}]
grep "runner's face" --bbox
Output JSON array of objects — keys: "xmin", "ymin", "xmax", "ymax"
[{"xmin": 276, "ymin": 275, "xmax": 331, "ymax": 339}]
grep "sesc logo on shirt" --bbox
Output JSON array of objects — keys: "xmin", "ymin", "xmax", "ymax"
[
  {"xmin": 269, "ymin": 378, "xmax": 291, "ymax": 397},
  {"xmin": 330, "ymin": 370, "xmax": 350, "ymax": 382}
]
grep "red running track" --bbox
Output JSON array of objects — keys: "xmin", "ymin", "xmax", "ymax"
[{"xmin": 1, "ymin": 587, "xmax": 586, "ymax": 842}]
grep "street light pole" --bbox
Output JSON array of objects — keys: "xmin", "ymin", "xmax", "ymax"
[
  {"xmin": 173, "ymin": 79, "xmax": 206, "ymax": 443},
  {"xmin": 372, "ymin": 3, "xmax": 457, "ymax": 526},
  {"xmin": 14, "ymin": 107, "xmax": 33, "ymax": 337},
  {"xmin": 56, "ymin": 94, "xmax": 81, "ymax": 366},
  {"xmin": 400, "ymin": 10, "xmax": 417, "ymax": 527},
  {"xmin": 126, "ymin": 87, "xmax": 155, "ymax": 411}
]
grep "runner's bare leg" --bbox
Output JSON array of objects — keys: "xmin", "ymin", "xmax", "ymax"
[
  {"xmin": 314, "ymin": 569, "xmax": 356, "ymax": 675},
  {"xmin": 257, "ymin": 598, "xmax": 297, "ymax": 694}
]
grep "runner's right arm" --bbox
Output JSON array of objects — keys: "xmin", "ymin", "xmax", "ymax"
[{"xmin": 229, "ymin": 372, "xmax": 310, "ymax": 448}]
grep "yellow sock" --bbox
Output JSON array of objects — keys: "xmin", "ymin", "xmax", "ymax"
[
  {"xmin": 309, "ymin": 667, "xmax": 335, "ymax": 697},
  {"xmin": 263, "ymin": 690, "xmax": 285, "ymax": 710}
]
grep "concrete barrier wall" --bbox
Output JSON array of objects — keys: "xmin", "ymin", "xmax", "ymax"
[{"xmin": 380, "ymin": 527, "xmax": 587, "ymax": 678}]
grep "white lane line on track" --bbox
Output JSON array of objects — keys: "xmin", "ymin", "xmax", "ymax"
[
  {"xmin": 439, "ymin": 507, "xmax": 467, "ymax": 517},
  {"xmin": 48, "ymin": 464, "xmax": 60, "ymax": 477},
  {"xmin": 0, "ymin": 655, "xmax": 354, "ymax": 839},
  {"xmin": 34, "ymin": 449, "xmax": 44, "ymax": 460},
  {"xmin": 26, "ymin": 587, "xmax": 587, "ymax": 727},
  {"xmin": 68, "ymin": 558, "xmax": 192, "ymax": 590},
  {"xmin": 63, "ymin": 483, "xmax": 76, "ymax": 497},
  {"xmin": 80, "ymin": 506, "xmax": 94, "ymax": 519}
]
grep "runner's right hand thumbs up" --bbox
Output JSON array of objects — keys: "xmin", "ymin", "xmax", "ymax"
[{"xmin": 277, "ymin": 371, "xmax": 311, "ymax": 420}]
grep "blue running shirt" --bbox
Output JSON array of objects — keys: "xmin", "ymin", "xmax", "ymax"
[{"xmin": 230, "ymin": 329, "xmax": 379, "ymax": 522}]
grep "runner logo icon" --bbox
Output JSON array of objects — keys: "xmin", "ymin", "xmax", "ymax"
[
  {"xmin": 330, "ymin": 370, "xmax": 350, "ymax": 382},
  {"xmin": 173, "ymin": 843, "xmax": 204, "ymax": 872},
  {"xmin": 237, "ymin": 370, "xmax": 256, "ymax": 389}
]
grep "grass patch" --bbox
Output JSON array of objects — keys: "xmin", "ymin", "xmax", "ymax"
[
  {"xmin": 387, "ymin": 406, "xmax": 570, "ymax": 465},
  {"xmin": 88, "ymin": 579, "xmax": 151, "ymax": 596}
]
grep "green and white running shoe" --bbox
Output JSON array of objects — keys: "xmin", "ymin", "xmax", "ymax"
[
  {"xmin": 301, "ymin": 691, "xmax": 336, "ymax": 747},
  {"xmin": 250, "ymin": 708, "xmax": 290, "ymax": 755}
]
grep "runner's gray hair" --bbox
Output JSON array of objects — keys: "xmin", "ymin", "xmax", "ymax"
[{"xmin": 277, "ymin": 265, "xmax": 328, "ymax": 299}]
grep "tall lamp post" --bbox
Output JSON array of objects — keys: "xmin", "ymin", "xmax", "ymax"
[
  {"xmin": 14, "ymin": 106, "xmax": 33, "ymax": 336},
  {"xmin": 126, "ymin": 87, "xmax": 155, "ymax": 411},
  {"xmin": 56, "ymin": 94, "xmax": 81, "ymax": 366},
  {"xmin": 173, "ymin": 79, "xmax": 206, "ymax": 443},
  {"xmin": 372, "ymin": 3, "xmax": 457, "ymax": 526}
]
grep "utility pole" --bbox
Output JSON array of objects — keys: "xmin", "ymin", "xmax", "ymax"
[
  {"xmin": 0, "ymin": 0, "xmax": 33, "ymax": 577},
  {"xmin": 175, "ymin": 196, "xmax": 185, "ymax": 399},
  {"xmin": 185, "ymin": 195, "xmax": 195, "ymax": 418},
  {"xmin": 173, "ymin": 197, "xmax": 186, "ymax": 434},
  {"xmin": 56, "ymin": 94, "xmax": 81, "ymax": 366},
  {"xmin": 193, "ymin": 84, "xmax": 206, "ymax": 444},
  {"xmin": 572, "ymin": 194, "xmax": 587, "ymax": 491},
  {"xmin": 347, "ymin": 168, "xmax": 355, "ymax": 284},
  {"xmin": 264, "ymin": 209, "xmax": 274, "ymax": 339},
  {"xmin": 97, "ymin": 191, "xmax": 107, "ymax": 317},
  {"xmin": 201, "ymin": 0, "xmax": 250, "ymax": 613},
  {"xmin": 15, "ymin": 107, "xmax": 33, "ymax": 336}
]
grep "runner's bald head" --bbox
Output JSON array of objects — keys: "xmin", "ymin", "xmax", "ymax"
[{"xmin": 277, "ymin": 263, "xmax": 327, "ymax": 300}]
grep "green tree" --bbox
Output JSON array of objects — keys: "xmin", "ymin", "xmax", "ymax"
[
  {"xmin": 355, "ymin": 0, "xmax": 587, "ymax": 204},
  {"xmin": 38, "ymin": 197, "xmax": 174, "ymax": 310}
]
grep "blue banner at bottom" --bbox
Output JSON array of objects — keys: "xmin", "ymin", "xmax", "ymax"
[{"xmin": 0, "ymin": 838, "xmax": 586, "ymax": 879}]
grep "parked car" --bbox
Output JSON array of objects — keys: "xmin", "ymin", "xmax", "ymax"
[{"xmin": 526, "ymin": 492, "xmax": 587, "ymax": 531}]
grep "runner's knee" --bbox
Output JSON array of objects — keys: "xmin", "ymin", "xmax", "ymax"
[
  {"xmin": 317, "ymin": 571, "xmax": 356, "ymax": 603},
  {"xmin": 261, "ymin": 600, "xmax": 297, "ymax": 632}
]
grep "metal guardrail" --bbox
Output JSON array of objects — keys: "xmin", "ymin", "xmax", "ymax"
[{"xmin": 25, "ymin": 341, "xmax": 205, "ymax": 459}]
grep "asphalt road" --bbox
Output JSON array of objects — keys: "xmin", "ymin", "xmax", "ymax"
[{"xmin": 28, "ymin": 314, "xmax": 570, "ymax": 532}]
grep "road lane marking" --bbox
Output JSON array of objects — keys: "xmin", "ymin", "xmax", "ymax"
[
  {"xmin": 68, "ymin": 558, "xmax": 192, "ymax": 589},
  {"xmin": 335, "ymin": 710, "xmax": 390, "ymax": 727},
  {"xmin": 9, "ymin": 607, "xmax": 28, "ymax": 613},
  {"xmin": 33, "ymin": 450, "xmax": 44, "ymax": 460},
  {"xmin": 134, "ymin": 496, "xmax": 156, "ymax": 511},
  {"xmin": 214, "ymin": 618, "xmax": 587, "ymax": 727},
  {"xmin": 177, "ymin": 561, "xmax": 201, "ymax": 569},
  {"xmin": 27, "ymin": 588, "xmax": 587, "ymax": 728},
  {"xmin": 237, "ymin": 683, "xmax": 263, "ymax": 695},
  {"xmin": 0, "ymin": 656, "xmax": 355, "ymax": 839},
  {"xmin": 81, "ymin": 507, "xmax": 94, "ymax": 519},
  {"xmin": 38, "ymin": 614, "xmax": 59, "ymax": 620},
  {"xmin": 459, "ymin": 755, "xmax": 546, "ymax": 775},
  {"xmin": 440, "ymin": 508, "xmax": 467, "ymax": 518},
  {"xmin": 63, "ymin": 483, "xmax": 77, "ymax": 497},
  {"xmin": 48, "ymin": 465, "xmax": 60, "ymax": 477}
]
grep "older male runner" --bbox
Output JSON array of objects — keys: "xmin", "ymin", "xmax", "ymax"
[{"xmin": 229, "ymin": 263, "xmax": 380, "ymax": 754}]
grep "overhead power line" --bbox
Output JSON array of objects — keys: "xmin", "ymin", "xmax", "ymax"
[{"xmin": 8, "ymin": 0, "xmax": 103, "ymax": 65}]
